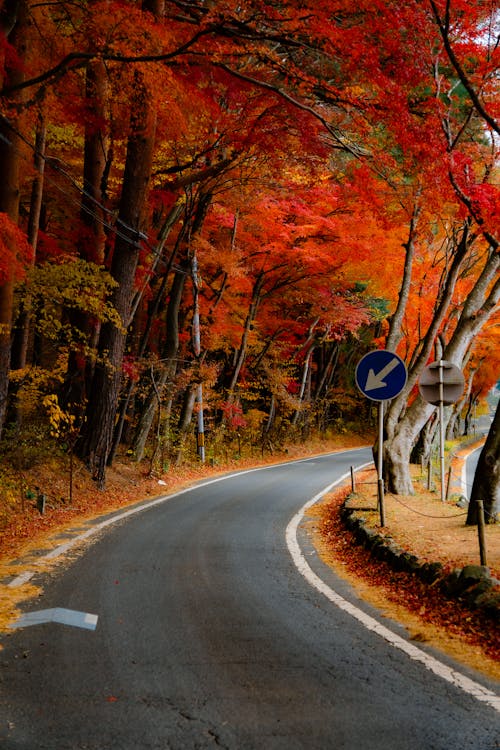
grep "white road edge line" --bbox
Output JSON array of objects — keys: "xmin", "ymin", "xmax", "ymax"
[
  {"xmin": 6, "ymin": 464, "xmax": 285, "ymax": 589},
  {"xmin": 7, "ymin": 451, "xmax": 361, "ymax": 589},
  {"xmin": 7, "ymin": 448, "xmax": 497, "ymax": 711},
  {"xmin": 285, "ymin": 469, "xmax": 500, "ymax": 715},
  {"xmin": 461, "ymin": 456, "xmax": 468, "ymax": 499}
]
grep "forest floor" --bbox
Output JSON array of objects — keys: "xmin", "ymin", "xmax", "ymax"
[{"xmin": 0, "ymin": 434, "xmax": 498, "ymax": 682}]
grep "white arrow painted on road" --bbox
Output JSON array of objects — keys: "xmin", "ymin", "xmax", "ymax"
[
  {"xmin": 365, "ymin": 357, "xmax": 400, "ymax": 391},
  {"xmin": 10, "ymin": 608, "xmax": 98, "ymax": 631}
]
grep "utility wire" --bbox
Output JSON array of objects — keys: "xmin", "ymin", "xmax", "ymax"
[{"xmin": 0, "ymin": 114, "xmax": 167, "ymax": 258}]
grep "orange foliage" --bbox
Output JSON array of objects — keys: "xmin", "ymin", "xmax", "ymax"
[
  {"xmin": 0, "ymin": 213, "xmax": 33, "ymax": 283},
  {"xmin": 0, "ymin": 0, "xmax": 498, "ymax": 475}
]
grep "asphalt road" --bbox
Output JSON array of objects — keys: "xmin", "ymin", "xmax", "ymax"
[
  {"xmin": 1, "ymin": 448, "xmax": 499, "ymax": 749},
  {"xmin": 466, "ymin": 446, "xmax": 480, "ymax": 491}
]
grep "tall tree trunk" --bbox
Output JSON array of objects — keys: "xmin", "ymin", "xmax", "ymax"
[
  {"xmin": 264, "ymin": 393, "xmax": 276, "ymax": 436},
  {"xmin": 383, "ymin": 398, "xmax": 435, "ymax": 494},
  {"xmin": 466, "ymin": 399, "xmax": 500, "ymax": 525},
  {"xmin": 292, "ymin": 345, "xmax": 314, "ymax": 426},
  {"xmin": 225, "ymin": 271, "xmax": 264, "ymax": 409},
  {"xmin": 386, "ymin": 196, "xmax": 421, "ymax": 353},
  {"xmin": 175, "ymin": 386, "xmax": 197, "ymax": 465},
  {"xmin": 132, "ymin": 264, "xmax": 187, "ymax": 461},
  {"xmin": 292, "ymin": 317, "xmax": 318, "ymax": 426},
  {"xmin": 384, "ymin": 245, "xmax": 499, "ymax": 495},
  {"xmin": 314, "ymin": 341, "xmax": 339, "ymax": 400},
  {"xmin": 11, "ymin": 114, "xmax": 45, "ymax": 370},
  {"xmin": 131, "ymin": 193, "xmax": 211, "ymax": 461},
  {"xmin": 81, "ymin": 59, "xmax": 109, "ymax": 264},
  {"xmin": 63, "ymin": 58, "xmax": 109, "ymax": 409},
  {"xmin": 110, "ymin": 198, "xmax": 184, "ymax": 460},
  {"xmin": 410, "ymin": 413, "xmax": 437, "ymax": 466},
  {"xmin": 79, "ymin": 74, "xmax": 156, "ymax": 486},
  {"xmin": 383, "ymin": 222, "xmax": 474, "ymax": 494},
  {"xmin": 0, "ymin": 0, "xmax": 27, "ymax": 436},
  {"xmin": 449, "ymin": 361, "xmax": 477, "ymax": 439}
]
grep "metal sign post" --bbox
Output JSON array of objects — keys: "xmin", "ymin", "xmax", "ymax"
[
  {"xmin": 191, "ymin": 252, "xmax": 205, "ymax": 463},
  {"xmin": 355, "ymin": 350, "xmax": 408, "ymax": 527},
  {"xmin": 377, "ymin": 400, "xmax": 385, "ymax": 526},
  {"xmin": 438, "ymin": 360, "xmax": 446, "ymax": 503},
  {"xmin": 419, "ymin": 360, "xmax": 465, "ymax": 502}
]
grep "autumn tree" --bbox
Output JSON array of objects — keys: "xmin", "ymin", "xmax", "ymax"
[
  {"xmin": 466, "ymin": 398, "xmax": 500, "ymax": 525},
  {"xmin": 61, "ymin": 54, "xmax": 110, "ymax": 410},
  {"xmin": 428, "ymin": 0, "xmax": 500, "ymax": 521},
  {"xmin": 205, "ymin": 183, "xmax": 372, "ymax": 429},
  {"xmin": 334, "ymin": 0, "xmax": 500, "ymax": 495},
  {"xmin": 1, "ymin": 0, "xmax": 498, "ymax": 490},
  {"xmin": 77, "ymin": 78, "xmax": 157, "ymax": 485},
  {"xmin": 0, "ymin": 0, "xmax": 30, "ymax": 437}
]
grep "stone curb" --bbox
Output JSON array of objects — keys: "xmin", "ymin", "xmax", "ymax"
[{"xmin": 340, "ymin": 497, "xmax": 500, "ymax": 622}]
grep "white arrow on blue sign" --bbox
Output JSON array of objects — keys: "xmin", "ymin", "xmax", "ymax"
[{"xmin": 355, "ymin": 349, "xmax": 408, "ymax": 402}]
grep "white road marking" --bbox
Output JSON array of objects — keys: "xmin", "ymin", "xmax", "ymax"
[
  {"xmin": 7, "ymin": 452, "xmax": 362, "ymax": 589},
  {"xmin": 6, "ymin": 449, "xmax": 496, "ymax": 711},
  {"xmin": 10, "ymin": 607, "xmax": 98, "ymax": 631},
  {"xmin": 461, "ymin": 458, "xmax": 468, "ymax": 499},
  {"xmin": 286, "ymin": 471, "xmax": 500, "ymax": 714},
  {"xmin": 7, "ymin": 571, "xmax": 35, "ymax": 588}
]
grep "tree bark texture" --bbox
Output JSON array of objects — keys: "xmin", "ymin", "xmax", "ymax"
[
  {"xmin": 383, "ymin": 226, "xmax": 499, "ymax": 495},
  {"xmin": 383, "ymin": 396, "xmax": 436, "ymax": 495},
  {"xmin": 0, "ymin": 0, "xmax": 27, "ymax": 436},
  {"xmin": 225, "ymin": 271, "xmax": 264, "ymax": 407},
  {"xmin": 132, "ymin": 266, "xmax": 187, "ymax": 461},
  {"xmin": 63, "ymin": 59, "xmax": 110, "ymax": 408},
  {"xmin": 466, "ymin": 399, "xmax": 500, "ymax": 525},
  {"xmin": 79, "ymin": 74, "xmax": 156, "ymax": 486},
  {"xmin": 10, "ymin": 116, "xmax": 46, "ymax": 370},
  {"xmin": 175, "ymin": 386, "xmax": 197, "ymax": 465},
  {"xmin": 385, "ymin": 196, "xmax": 420, "ymax": 353},
  {"xmin": 81, "ymin": 59, "xmax": 109, "ymax": 264}
]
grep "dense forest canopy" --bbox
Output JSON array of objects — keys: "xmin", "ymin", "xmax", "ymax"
[{"xmin": 0, "ymin": 1, "xmax": 498, "ymax": 501}]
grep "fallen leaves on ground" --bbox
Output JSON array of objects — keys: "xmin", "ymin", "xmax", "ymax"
[{"xmin": 316, "ymin": 485, "xmax": 500, "ymax": 678}]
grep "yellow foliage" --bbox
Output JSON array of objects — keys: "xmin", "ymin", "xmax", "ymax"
[
  {"xmin": 245, "ymin": 409, "xmax": 267, "ymax": 431},
  {"xmin": 10, "ymin": 361, "xmax": 66, "ymax": 421},
  {"xmin": 42, "ymin": 395, "xmax": 76, "ymax": 438},
  {"xmin": 0, "ymin": 468, "xmax": 20, "ymax": 530}
]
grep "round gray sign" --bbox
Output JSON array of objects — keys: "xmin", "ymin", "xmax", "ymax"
[{"xmin": 418, "ymin": 361, "xmax": 465, "ymax": 406}]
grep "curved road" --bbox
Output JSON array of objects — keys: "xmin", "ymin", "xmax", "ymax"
[{"xmin": 1, "ymin": 448, "xmax": 499, "ymax": 749}]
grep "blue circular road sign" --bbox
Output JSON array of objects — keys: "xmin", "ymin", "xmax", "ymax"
[{"xmin": 355, "ymin": 349, "xmax": 408, "ymax": 402}]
